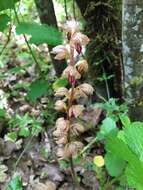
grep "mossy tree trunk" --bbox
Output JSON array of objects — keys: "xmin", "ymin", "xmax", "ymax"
[
  {"xmin": 34, "ymin": 0, "xmax": 66, "ymax": 76},
  {"xmin": 123, "ymin": 0, "xmax": 143, "ymax": 120},
  {"xmin": 76, "ymin": 0, "xmax": 123, "ymax": 100}
]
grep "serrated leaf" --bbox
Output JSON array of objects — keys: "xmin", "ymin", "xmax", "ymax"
[
  {"xmin": 0, "ymin": 0, "xmax": 20, "ymax": 11},
  {"xmin": 16, "ymin": 22, "xmax": 63, "ymax": 45},
  {"xmin": 7, "ymin": 175, "xmax": 23, "ymax": 190},
  {"xmin": 27, "ymin": 79, "xmax": 49, "ymax": 102},
  {"xmin": 53, "ymin": 77, "xmax": 68, "ymax": 90},
  {"xmin": 105, "ymin": 153, "xmax": 126, "ymax": 177},
  {"xmin": 124, "ymin": 122, "xmax": 143, "ymax": 161},
  {"xmin": 0, "ymin": 14, "xmax": 10, "ymax": 31}
]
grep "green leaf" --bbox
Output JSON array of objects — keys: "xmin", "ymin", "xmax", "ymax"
[
  {"xmin": 9, "ymin": 63, "xmax": 32, "ymax": 74},
  {"xmin": 19, "ymin": 127, "xmax": 30, "ymax": 137},
  {"xmin": 7, "ymin": 175, "xmax": 23, "ymax": 190},
  {"xmin": 105, "ymin": 153, "xmax": 126, "ymax": 177},
  {"xmin": 105, "ymin": 122, "xmax": 143, "ymax": 190},
  {"xmin": 53, "ymin": 77, "xmax": 68, "ymax": 90},
  {"xmin": 5, "ymin": 132, "xmax": 17, "ymax": 142},
  {"xmin": 124, "ymin": 122, "xmax": 143, "ymax": 161},
  {"xmin": 125, "ymin": 164, "xmax": 143, "ymax": 190},
  {"xmin": 0, "ymin": 109, "xmax": 6, "ymax": 117},
  {"xmin": 16, "ymin": 22, "xmax": 63, "ymax": 45},
  {"xmin": 105, "ymin": 132, "xmax": 136, "ymax": 163},
  {"xmin": 27, "ymin": 79, "xmax": 49, "ymax": 102},
  {"xmin": 0, "ymin": 14, "xmax": 10, "ymax": 31},
  {"xmin": 97, "ymin": 117, "xmax": 117, "ymax": 140},
  {"xmin": 119, "ymin": 114, "xmax": 130, "ymax": 128},
  {"xmin": 0, "ymin": 0, "xmax": 20, "ymax": 11}
]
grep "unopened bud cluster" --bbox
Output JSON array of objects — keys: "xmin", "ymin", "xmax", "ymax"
[{"xmin": 52, "ymin": 20, "xmax": 94, "ymax": 159}]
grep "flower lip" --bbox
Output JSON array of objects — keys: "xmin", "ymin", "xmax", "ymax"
[{"xmin": 51, "ymin": 45, "xmax": 69, "ymax": 60}]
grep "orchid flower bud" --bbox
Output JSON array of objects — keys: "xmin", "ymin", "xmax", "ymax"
[
  {"xmin": 51, "ymin": 45, "xmax": 68, "ymax": 60},
  {"xmin": 64, "ymin": 141, "xmax": 83, "ymax": 157},
  {"xmin": 55, "ymin": 100, "xmax": 67, "ymax": 111},
  {"xmin": 79, "ymin": 83, "xmax": 94, "ymax": 96},
  {"xmin": 71, "ymin": 123, "xmax": 85, "ymax": 135},
  {"xmin": 54, "ymin": 87, "xmax": 68, "ymax": 97},
  {"xmin": 69, "ymin": 105, "xmax": 84, "ymax": 118},
  {"xmin": 62, "ymin": 65, "xmax": 81, "ymax": 80},
  {"xmin": 75, "ymin": 59, "xmax": 88, "ymax": 73}
]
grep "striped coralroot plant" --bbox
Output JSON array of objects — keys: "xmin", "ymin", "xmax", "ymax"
[{"xmin": 52, "ymin": 20, "xmax": 94, "ymax": 165}]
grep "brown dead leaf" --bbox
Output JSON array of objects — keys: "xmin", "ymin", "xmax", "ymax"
[{"xmin": 32, "ymin": 181, "xmax": 56, "ymax": 190}]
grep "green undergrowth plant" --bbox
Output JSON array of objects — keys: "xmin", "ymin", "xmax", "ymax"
[
  {"xmin": 95, "ymin": 112, "xmax": 143, "ymax": 189},
  {"xmin": 6, "ymin": 113, "xmax": 42, "ymax": 141}
]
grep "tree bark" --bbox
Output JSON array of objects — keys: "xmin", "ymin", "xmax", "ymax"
[
  {"xmin": 76, "ymin": 0, "xmax": 123, "ymax": 100},
  {"xmin": 34, "ymin": 0, "xmax": 66, "ymax": 76},
  {"xmin": 123, "ymin": 0, "xmax": 143, "ymax": 120}
]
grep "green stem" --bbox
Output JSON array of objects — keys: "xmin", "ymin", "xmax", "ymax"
[
  {"xmin": 13, "ymin": 5, "xmax": 41, "ymax": 72},
  {"xmin": 102, "ymin": 66, "xmax": 110, "ymax": 100},
  {"xmin": 80, "ymin": 137, "xmax": 97, "ymax": 155}
]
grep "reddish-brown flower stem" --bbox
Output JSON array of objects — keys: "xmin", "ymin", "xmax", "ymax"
[{"xmin": 66, "ymin": 41, "xmax": 79, "ymax": 187}]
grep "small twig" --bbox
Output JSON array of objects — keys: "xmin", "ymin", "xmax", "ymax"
[
  {"xmin": 73, "ymin": 0, "xmax": 76, "ymax": 20},
  {"xmin": 0, "ymin": 24, "xmax": 12, "ymax": 56},
  {"xmin": 95, "ymin": 91, "xmax": 107, "ymax": 102},
  {"xmin": 80, "ymin": 137, "xmax": 97, "ymax": 155},
  {"xmin": 64, "ymin": 0, "xmax": 68, "ymax": 20}
]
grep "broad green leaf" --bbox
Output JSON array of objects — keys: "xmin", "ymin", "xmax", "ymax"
[
  {"xmin": 105, "ymin": 153, "xmax": 126, "ymax": 177},
  {"xmin": 27, "ymin": 79, "xmax": 49, "ymax": 102},
  {"xmin": 16, "ymin": 22, "xmax": 63, "ymax": 45},
  {"xmin": 7, "ymin": 175, "xmax": 23, "ymax": 190},
  {"xmin": 126, "ymin": 164, "xmax": 143, "ymax": 190},
  {"xmin": 105, "ymin": 121, "xmax": 143, "ymax": 190},
  {"xmin": 124, "ymin": 122, "xmax": 143, "ymax": 161},
  {"xmin": 0, "ymin": 14, "xmax": 10, "ymax": 31},
  {"xmin": 19, "ymin": 127, "xmax": 30, "ymax": 137},
  {"xmin": 105, "ymin": 132, "xmax": 135, "ymax": 163},
  {"xmin": 53, "ymin": 77, "xmax": 68, "ymax": 90},
  {"xmin": 97, "ymin": 117, "xmax": 117, "ymax": 140},
  {"xmin": 0, "ymin": 0, "xmax": 20, "ymax": 11}
]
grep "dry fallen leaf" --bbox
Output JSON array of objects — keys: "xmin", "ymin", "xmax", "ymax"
[
  {"xmin": 0, "ymin": 164, "xmax": 8, "ymax": 183},
  {"xmin": 32, "ymin": 181, "xmax": 56, "ymax": 190}
]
